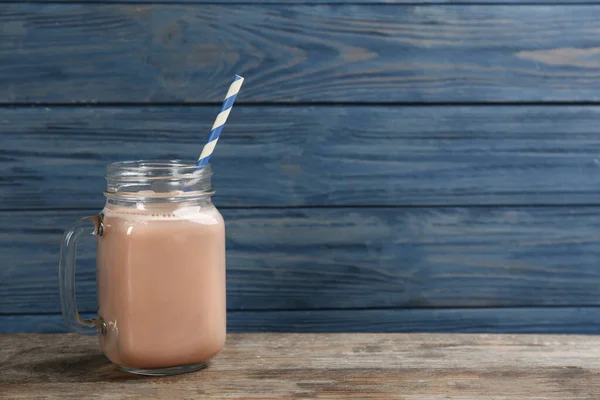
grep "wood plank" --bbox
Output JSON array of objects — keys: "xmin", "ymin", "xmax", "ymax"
[
  {"xmin": 3, "ymin": 5, "xmax": 600, "ymax": 103},
  {"xmin": 4, "ymin": 105, "xmax": 600, "ymax": 209},
  {"xmin": 3, "ymin": 207, "xmax": 600, "ymax": 314},
  {"xmin": 4, "ymin": 308, "xmax": 600, "ymax": 334},
  {"xmin": 2, "ymin": 333, "xmax": 600, "ymax": 399},
  {"xmin": 5, "ymin": 0, "xmax": 599, "ymax": 4}
]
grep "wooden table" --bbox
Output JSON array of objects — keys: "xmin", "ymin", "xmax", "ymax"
[{"xmin": 2, "ymin": 333, "xmax": 600, "ymax": 399}]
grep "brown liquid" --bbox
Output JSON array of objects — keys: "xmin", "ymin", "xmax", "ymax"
[{"xmin": 97, "ymin": 203, "xmax": 226, "ymax": 369}]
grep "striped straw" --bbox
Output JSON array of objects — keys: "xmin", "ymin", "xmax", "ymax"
[{"xmin": 196, "ymin": 74, "xmax": 244, "ymax": 166}]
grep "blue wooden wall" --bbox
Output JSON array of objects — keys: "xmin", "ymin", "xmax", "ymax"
[{"xmin": 2, "ymin": 1, "xmax": 600, "ymax": 333}]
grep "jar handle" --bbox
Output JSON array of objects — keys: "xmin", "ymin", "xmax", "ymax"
[{"xmin": 58, "ymin": 214, "xmax": 106, "ymax": 335}]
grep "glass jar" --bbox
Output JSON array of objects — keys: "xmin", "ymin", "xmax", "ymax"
[{"xmin": 59, "ymin": 160, "xmax": 226, "ymax": 376}]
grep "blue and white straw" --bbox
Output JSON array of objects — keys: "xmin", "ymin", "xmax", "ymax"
[{"xmin": 196, "ymin": 75, "xmax": 244, "ymax": 166}]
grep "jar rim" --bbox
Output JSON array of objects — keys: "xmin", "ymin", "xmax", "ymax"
[
  {"xmin": 106, "ymin": 159, "xmax": 212, "ymax": 182},
  {"xmin": 107, "ymin": 159, "xmax": 210, "ymax": 174}
]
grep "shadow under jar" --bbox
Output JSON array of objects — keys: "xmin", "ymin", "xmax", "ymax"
[{"xmin": 59, "ymin": 160, "xmax": 226, "ymax": 376}]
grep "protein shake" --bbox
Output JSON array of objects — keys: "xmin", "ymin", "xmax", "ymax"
[{"xmin": 97, "ymin": 202, "xmax": 226, "ymax": 370}]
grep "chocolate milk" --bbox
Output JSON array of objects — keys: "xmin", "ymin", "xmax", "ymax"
[{"xmin": 97, "ymin": 203, "xmax": 226, "ymax": 370}]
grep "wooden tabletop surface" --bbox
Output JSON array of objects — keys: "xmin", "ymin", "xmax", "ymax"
[{"xmin": 2, "ymin": 333, "xmax": 600, "ymax": 399}]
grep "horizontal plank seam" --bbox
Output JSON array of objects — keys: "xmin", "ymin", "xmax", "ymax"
[
  {"xmin": 5, "ymin": 305, "xmax": 600, "ymax": 317},
  {"xmin": 3, "ymin": 204, "xmax": 600, "ymax": 213},
  {"xmin": 1, "ymin": 1, "xmax": 600, "ymax": 5},
  {"xmin": 6, "ymin": 101, "xmax": 600, "ymax": 108}
]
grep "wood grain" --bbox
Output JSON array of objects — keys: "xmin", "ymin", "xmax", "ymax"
[
  {"xmin": 4, "ymin": 105, "xmax": 600, "ymax": 209},
  {"xmin": 2, "ymin": 333, "xmax": 600, "ymax": 399},
  {"xmin": 3, "ymin": 5, "xmax": 600, "ymax": 103},
  {"xmin": 4, "ymin": 307, "xmax": 600, "ymax": 334},
  {"xmin": 3, "ymin": 207, "xmax": 600, "ymax": 314},
  {"xmin": 5, "ymin": 0, "xmax": 598, "ymax": 4}
]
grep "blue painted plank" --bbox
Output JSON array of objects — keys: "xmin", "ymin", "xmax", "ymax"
[
  {"xmin": 2, "ymin": 0, "xmax": 594, "ymax": 4},
  {"xmin": 3, "ymin": 308, "xmax": 600, "ymax": 334},
  {"xmin": 2, "ymin": 207, "xmax": 600, "ymax": 314},
  {"xmin": 2, "ymin": 5, "xmax": 600, "ymax": 103},
  {"xmin": 3, "ymin": 105, "xmax": 600, "ymax": 210}
]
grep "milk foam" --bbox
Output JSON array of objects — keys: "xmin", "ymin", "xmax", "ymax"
[{"xmin": 103, "ymin": 204, "xmax": 221, "ymax": 224}]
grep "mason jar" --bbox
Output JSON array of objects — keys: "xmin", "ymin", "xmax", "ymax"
[{"xmin": 59, "ymin": 160, "xmax": 226, "ymax": 376}]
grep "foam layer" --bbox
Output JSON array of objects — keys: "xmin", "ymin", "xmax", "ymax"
[{"xmin": 103, "ymin": 204, "xmax": 221, "ymax": 224}]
